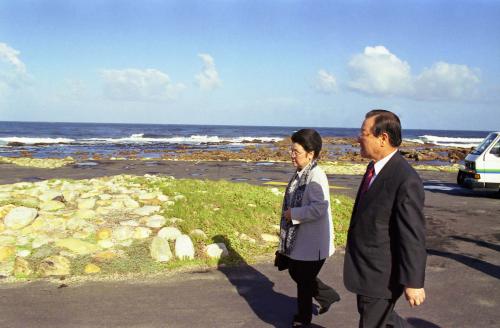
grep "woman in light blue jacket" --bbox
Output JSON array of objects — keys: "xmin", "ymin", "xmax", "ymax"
[{"xmin": 279, "ymin": 128, "xmax": 340, "ymax": 327}]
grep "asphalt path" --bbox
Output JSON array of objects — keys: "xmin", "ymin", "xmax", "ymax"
[{"xmin": 0, "ymin": 161, "xmax": 499, "ymax": 327}]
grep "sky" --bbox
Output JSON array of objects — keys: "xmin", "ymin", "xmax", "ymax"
[{"xmin": 0, "ymin": 0, "xmax": 499, "ymax": 130}]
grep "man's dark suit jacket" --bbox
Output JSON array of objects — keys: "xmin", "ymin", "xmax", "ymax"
[{"xmin": 344, "ymin": 152, "xmax": 427, "ymax": 299}]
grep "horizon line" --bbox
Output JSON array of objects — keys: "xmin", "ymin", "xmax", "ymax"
[{"xmin": 0, "ymin": 120, "xmax": 492, "ymax": 133}]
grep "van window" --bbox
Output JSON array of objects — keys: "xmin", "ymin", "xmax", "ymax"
[
  {"xmin": 489, "ymin": 140, "xmax": 500, "ymax": 156},
  {"xmin": 471, "ymin": 134, "xmax": 497, "ymax": 155}
]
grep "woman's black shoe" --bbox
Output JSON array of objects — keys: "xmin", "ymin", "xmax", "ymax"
[
  {"xmin": 318, "ymin": 295, "xmax": 341, "ymax": 315},
  {"xmin": 292, "ymin": 314, "xmax": 311, "ymax": 327},
  {"xmin": 318, "ymin": 304, "xmax": 331, "ymax": 314}
]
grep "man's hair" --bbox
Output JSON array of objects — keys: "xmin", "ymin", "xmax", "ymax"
[
  {"xmin": 291, "ymin": 129, "xmax": 322, "ymax": 159},
  {"xmin": 365, "ymin": 109, "xmax": 402, "ymax": 147}
]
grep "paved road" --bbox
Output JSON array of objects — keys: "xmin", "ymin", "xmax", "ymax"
[{"xmin": 0, "ymin": 161, "xmax": 499, "ymax": 327}]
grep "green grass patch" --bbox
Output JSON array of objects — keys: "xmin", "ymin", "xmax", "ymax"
[
  {"xmin": 150, "ymin": 178, "xmax": 284, "ymax": 263},
  {"xmin": 146, "ymin": 177, "xmax": 352, "ymax": 262}
]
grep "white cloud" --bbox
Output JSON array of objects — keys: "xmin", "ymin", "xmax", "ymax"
[
  {"xmin": 101, "ymin": 68, "xmax": 186, "ymax": 102},
  {"xmin": 0, "ymin": 42, "xmax": 30, "ymax": 94},
  {"xmin": 413, "ymin": 62, "xmax": 480, "ymax": 100},
  {"xmin": 0, "ymin": 42, "xmax": 26, "ymax": 73},
  {"xmin": 195, "ymin": 53, "xmax": 221, "ymax": 90},
  {"xmin": 348, "ymin": 46, "xmax": 413, "ymax": 96},
  {"xmin": 315, "ymin": 69, "xmax": 337, "ymax": 94},
  {"xmin": 347, "ymin": 45, "xmax": 481, "ymax": 101}
]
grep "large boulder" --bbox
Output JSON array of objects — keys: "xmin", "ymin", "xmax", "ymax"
[
  {"xmin": 158, "ymin": 227, "xmax": 182, "ymax": 241},
  {"xmin": 55, "ymin": 238, "xmax": 100, "ymax": 255},
  {"xmin": 16, "ymin": 249, "xmax": 31, "ymax": 258},
  {"xmin": 133, "ymin": 227, "xmax": 152, "ymax": 239},
  {"xmin": 84, "ymin": 263, "xmax": 101, "ymax": 274},
  {"xmin": 123, "ymin": 198, "xmax": 140, "ymax": 209},
  {"xmin": 39, "ymin": 200, "xmax": 65, "ymax": 212},
  {"xmin": 62, "ymin": 191, "xmax": 79, "ymax": 202},
  {"xmin": 17, "ymin": 196, "xmax": 39, "ymax": 208},
  {"xmin": 133, "ymin": 206, "xmax": 160, "ymax": 216},
  {"xmin": 112, "ymin": 226, "xmax": 134, "ymax": 241},
  {"xmin": 66, "ymin": 216, "xmax": 90, "ymax": 231},
  {"xmin": 73, "ymin": 209, "xmax": 96, "ymax": 220},
  {"xmin": 14, "ymin": 257, "xmax": 33, "ymax": 276},
  {"xmin": 190, "ymin": 229, "xmax": 207, "ymax": 240},
  {"xmin": 99, "ymin": 194, "xmax": 112, "ymax": 201},
  {"xmin": 38, "ymin": 255, "xmax": 71, "ymax": 276},
  {"xmin": 205, "ymin": 243, "xmax": 229, "ymax": 259},
  {"xmin": 96, "ymin": 228, "xmax": 112, "ymax": 241},
  {"xmin": 150, "ymin": 237, "xmax": 172, "ymax": 262},
  {"xmin": 173, "ymin": 194, "xmax": 186, "ymax": 201},
  {"xmin": 0, "ymin": 246, "xmax": 15, "ymax": 262},
  {"xmin": 261, "ymin": 233, "xmax": 280, "ymax": 243},
  {"xmin": 78, "ymin": 198, "xmax": 96, "ymax": 210},
  {"xmin": 30, "ymin": 216, "xmax": 67, "ymax": 233},
  {"xmin": 146, "ymin": 215, "xmax": 166, "ymax": 228},
  {"xmin": 4, "ymin": 207, "xmax": 38, "ymax": 230},
  {"xmin": 120, "ymin": 219, "xmax": 139, "ymax": 227},
  {"xmin": 0, "ymin": 204, "xmax": 16, "ymax": 219},
  {"xmin": 238, "ymin": 233, "xmax": 256, "ymax": 244},
  {"xmin": 97, "ymin": 240, "xmax": 114, "ymax": 249},
  {"xmin": 0, "ymin": 259, "xmax": 15, "ymax": 277},
  {"xmin": 32, "ymin": 235, "xmax": 51, "ymax": 249},
  {"xmin": 175, "ymin": 235, "xmax": 195, "ymax": 260},
  {"xmin": 138, "ymin": 192, "xmax": 156, "ymax": 201},
  {"xmin": 93, "ymin": 250, "xmax": 119, "ymax": 263},
  {"xmin": 38, "ymin": 190, "xmax": 63, "ymax": 202}
]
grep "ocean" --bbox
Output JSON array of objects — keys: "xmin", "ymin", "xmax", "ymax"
[{"xmin": 0, "ymin": 121, "xmax": 492, "ymax": 159}]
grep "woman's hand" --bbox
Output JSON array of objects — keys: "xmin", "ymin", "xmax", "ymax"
[{"xmin": 285, "ymin": 208, "xmax": 292, "ymax": 222}]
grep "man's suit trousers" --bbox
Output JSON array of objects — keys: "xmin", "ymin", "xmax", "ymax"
[{"xmin": 356, "ymin": 294, "xmax": 413, "ymax": 328}]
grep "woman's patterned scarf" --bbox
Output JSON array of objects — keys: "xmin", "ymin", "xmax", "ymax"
[{"xmin": 279, "ymin": 160, "xmax": 317, "ymax": 255}]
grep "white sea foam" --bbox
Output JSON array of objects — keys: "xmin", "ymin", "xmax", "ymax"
[
  {"xmin": 79, "ymin": 134, "xmax": 283, "ymax": 145},
  {"xmin": 0, "ymin": 137, "xmax": 75, "ymax": 145},
  {"xmin": 403, "ymin": 135, "xmax": 484, "ymax": 148}
]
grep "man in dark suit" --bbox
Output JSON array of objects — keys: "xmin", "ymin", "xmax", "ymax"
[{"xmin": 344, "ymin": 110, "xmax": 427, "ymax": 328}]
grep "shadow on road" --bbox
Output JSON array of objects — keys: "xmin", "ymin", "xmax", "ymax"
[
  {"xmin": 423, "ymin": 181, "xmax": 499, "ymax": 199},
  {"xmin": 424, "ymin": 181, "xmax": 500, "ymax": 199},
  {"xmin": 451, "ymin": 235, "xmax": 500, "ymax": 252},
  {"xmin": 427, "ymin": 249, "xmax": 500, "ymax": 280},
  {"xmin": 214, "ymin": 235, "xmax": 326, "ymax": 328},
  {"xmin": 407, "ymin": 317, "xmax": 442, "ymax": 328}
]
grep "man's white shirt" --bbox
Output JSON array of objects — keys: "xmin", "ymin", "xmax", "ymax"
[{"xmin": 369, "ymin": 149, "xmax": 398, "ymax": 188}]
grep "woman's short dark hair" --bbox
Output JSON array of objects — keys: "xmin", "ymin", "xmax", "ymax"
[
  {"xmin": 291, "ymin": 129, "xmax": 322, "ymax": 159},
  {"xmin": 365, "ymin": 109, "xmax": 402, "ymax": 147}
]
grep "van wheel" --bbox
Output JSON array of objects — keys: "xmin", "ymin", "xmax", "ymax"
[{"xmin": 457, "ymin": 171, "xmax": 465, "ymax": 185}]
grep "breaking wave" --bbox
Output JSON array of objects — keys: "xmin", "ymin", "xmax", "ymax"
[{"xmin": 404, "ymin": 135, "xmax": 484, "ymax": 148}]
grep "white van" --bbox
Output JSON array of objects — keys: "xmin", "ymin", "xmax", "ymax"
[{"xmin": 457, "ymin": 132, "xmax": 500, "ymax": 190}]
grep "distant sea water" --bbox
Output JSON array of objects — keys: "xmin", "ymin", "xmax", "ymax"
[{"xmin": 0, "ymin": 121, "xmax": 492, "ymax": 159}]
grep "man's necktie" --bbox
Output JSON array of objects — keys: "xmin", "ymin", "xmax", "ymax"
[{"xmin": 359, "ymin": 161, "xmax": 375, "ymax": 198}]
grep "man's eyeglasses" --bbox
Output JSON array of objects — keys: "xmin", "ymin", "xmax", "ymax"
[{"xmin": 358, "ymin": 131, "xmax": 373, "ymax": 138}]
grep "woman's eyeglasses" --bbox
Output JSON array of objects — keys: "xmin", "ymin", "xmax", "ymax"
[{"xmin": 289, "ymin": 150, "xmax": 306, "ymax": 157}]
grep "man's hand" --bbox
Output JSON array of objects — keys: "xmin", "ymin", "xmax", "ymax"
[
  {"xmin": 404, "ymin": 287, "xmax": 425, "ymax": 307},
  {"xmin": 285, "ymin": 209, "xmax": 292, "ymax": 222}
]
